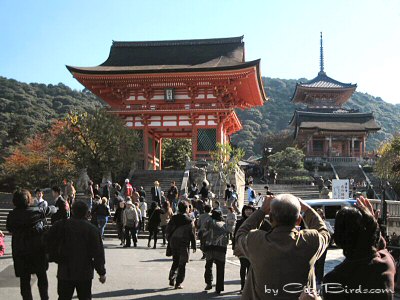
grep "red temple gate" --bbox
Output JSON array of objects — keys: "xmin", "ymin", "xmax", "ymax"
[{"xmin": 67, "ymin": 36, "xmax": 266, "ymax": 169}]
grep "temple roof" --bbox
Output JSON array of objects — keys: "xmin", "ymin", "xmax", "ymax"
[
  {"xmin": 290, "ymin": 110, "xmax": 380, "ymax": 137},
  {"xmin": 66, "ymin": 36, "xmax": 255, "ymax": 74},
  {"xmin": 297, "ymin": 71, "xmax": 357, "ymax": 89}
]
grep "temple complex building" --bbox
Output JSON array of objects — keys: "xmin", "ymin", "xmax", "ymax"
[
  {"xmin": 67, "ymin": 36, "xmax": 266, "ymax": 170},
  {"xmin": 290, "ymin": 33, "xmax": 380, "ymax": 161}
]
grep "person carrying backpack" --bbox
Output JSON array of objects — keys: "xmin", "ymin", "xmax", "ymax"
[{"xmin": 202, "ymin": 210, "xmax": 229, "ymax": 294}]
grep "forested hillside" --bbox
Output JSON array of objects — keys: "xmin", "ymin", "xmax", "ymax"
[
  {"xmin": 1, "ymin": 76, "xmax": 399, "ymax": 160},
  {"xmin": 0, "ymin": 76, "xmax": 102, "ymax": 160},
  {"xmin": 231, "ymin": 77, "xmax": 400, "ymax": 156}
]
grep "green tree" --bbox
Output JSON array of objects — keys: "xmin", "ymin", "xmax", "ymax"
[
  {"xmin": 375, "ymin": 135, "xmax": 400, "ymax": 193},
  {"xmin": 60, "ymin": 109, "xmax": 139, "ymax": 183},
  {"xmin": 161, "ymin": 138, "xmax": 192, "ymax": 170},
  {"xmin": 210, "ymin": 143, "xmax": 244, "ymax": 196},
  {"xmin": 268, "ymin": 147, "xmax": 305, "ymax": 171}
]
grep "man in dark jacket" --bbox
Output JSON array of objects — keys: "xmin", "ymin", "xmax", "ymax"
[
  {"xmin": 46, "ymin": 200, "xmax": 106, "ymax": 300},
  {"xmin": 166, "ymin": 201, "xmax": 196, "ymax": 289},
  {"xmin": 151, "ymin": 181, "xmax": 162, "ymax": 205},
  {"xmin": 167, "ymin": 181, "xmax": 179, "ymax": 212},
  {"xmin": 7, "ymin": 189, "xmax": 51, "ymax": 300},
  {"xmin": 51, "ymin": 186, "xmax": 69, "ymax": 224}
]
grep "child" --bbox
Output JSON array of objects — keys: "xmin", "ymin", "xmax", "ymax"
[
  {"xmin": 0, "ymin": 230, "xmax": 5, "ymax": 256},
  {"xmin": 226, "ymin": 207, "xmax": 237, "ymax": 242}
]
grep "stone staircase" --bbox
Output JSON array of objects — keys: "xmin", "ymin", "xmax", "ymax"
[
  {"xmin": 331, "ymin": 163, "xmax": 366, "ymax": 183},
  {"xmin": 130, "ymin": 170, "xmax": 185, "ymax": 198}
]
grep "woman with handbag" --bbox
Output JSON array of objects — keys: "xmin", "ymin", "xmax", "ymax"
[
  {"xmin": 6, "ymin": 189, "xmax": 50, "ymax": 300},
  {"xmin": 147, "ymin": 201, "xmax": 162, "ymax": 248}
]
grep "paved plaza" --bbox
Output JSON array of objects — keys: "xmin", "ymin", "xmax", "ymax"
[{"xmin": 0, "ymin": 236, "xmax": 346, "ymax": 300}]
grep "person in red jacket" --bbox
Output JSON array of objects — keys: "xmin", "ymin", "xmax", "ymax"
[{"xmin": 123, "ymin": 179, "xmax": 133, "ymax": 200}]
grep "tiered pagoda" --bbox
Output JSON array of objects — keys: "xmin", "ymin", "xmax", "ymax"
[
  {"xmin": 67, "ymin": 36, "xmax": 266, "ymax": 170},
  {"xmin": 290, "ymin": 33, "xmax": 380, "ymax": 159}
]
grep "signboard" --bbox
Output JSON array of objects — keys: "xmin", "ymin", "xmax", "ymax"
[
  {"xmin": 164, "ymin": 88, "xmax": 175, "ymax": 102},
  {"xmin": 332, "ymin": 179, "xmax": 350, "ymax": 199}
]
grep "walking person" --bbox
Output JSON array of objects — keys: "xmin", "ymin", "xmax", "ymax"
[
  {"xmin": 151, "ymin": 181, "xmax": 162, "ymax": 205},
  {"xmin": 160, "ymin": 201, "xmax": 173, "ymax": 246},
  {"xmin": 113, "ymin": 201, "xmax": 126, "ymax": 246},
  {"xmin": 203, "ymin": 210, "xmax": 229, "ymax": 294},
  {"xmin": 46, "ymin": 201, "xmax": 106, "ymax": 300},
  {"xmin": 86, "ymin": 180, "xmax": 94, "ymax": 211},
  {"xmin": 199, "ymin": 181, "xmax": 209, "ymax": 202},
  {"xmin": 90, "ymin": 195, "xmax": 101, "ymax": 227},
  {"xmin": 95, "ymin": 197, "xmax": 111, "ymax": 239},
  {"xmin": 123, "ymin": 200, "xmax": 139, "ymax": 248},
  {"xmin": 167, "ymin": 181, "xmax": 179, "ymax": 212},
  {"xmin": 188, "ymin": 182, "xmax": 199, "ymax": 199},
  {"xmin": 166, "ymin": 201, "xmax": 196, "ymax": 289},
  {"xmin": 51, "ymin": 186, "xmax": 69, "ymax": 224},
  {"xmin": 122, "ymin": 179, "xmax": 133, "ymax": 200},
  {"xmin": 232, "ymin": 205, "xmax": 256, "ymax": 293},
  {"xmin": 197, "ymin": 204, "xmax": 212, "ymax": 260},
  {"xmin": 139, "ymin": 197, "xmax": 147, "ymax": 231},
  {"xmin": 134, "ymin": 202, "xmax": 142, "ymax": 238},
  {"xmin": 65, "ymin": 180, "xmax": 76, "ymax": 207},
  {"xmin": 6, "ymin": 189, "xmax": 51, "ymax": 300},
  {"xmin": 102, "ymin": 181, "xmax": 111, "ymax": 208},
  {"xmin": 225, "ymin": 207, "xmax": 237, "ymax": 242},
  {"xmin": 147, "ymin": 202, "xmax": 162, "ymax": 248}
]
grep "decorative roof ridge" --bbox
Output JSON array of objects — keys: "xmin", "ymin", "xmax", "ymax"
[
  {"xmin": 112, "ymin": 36, "xmax": 244, "ymax": 48},
  {"xmin": 296, "ymin": 110, "xmax": 374, "ymax": 117},
  {"xmin": 298, "ymin": 72, "xmax": 357, "ymax": 87}
]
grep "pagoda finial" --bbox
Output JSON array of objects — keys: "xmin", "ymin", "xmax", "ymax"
[{"xmin": 319, "ymin": 32, "xmax": 325, "ymax": 75}]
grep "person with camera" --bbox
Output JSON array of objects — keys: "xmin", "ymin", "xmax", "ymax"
[{"xmin": 235, "ymin": 194, "xmax": 330, "ymax": 299}]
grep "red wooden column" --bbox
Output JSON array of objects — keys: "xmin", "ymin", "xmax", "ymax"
[
  {"xmin": 152, "ymin": 137, "xmax": 157, "ymax": 170},
  {"xmin": 159, "ymin": 138, "xmax": 162, "ymax": 170},
  {"xmin": 191, "ymin": 126, "xmax": 198, "ymax": 161},
  {"xmin": 143, "ymin": 127, "xmax": 149, "ymax": 170}
]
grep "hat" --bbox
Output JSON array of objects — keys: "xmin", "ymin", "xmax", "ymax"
[
  {"xmin": 126, "ymin": 200, "xmax": 133, "ymax": 205},
  {"xmin": 125, "ymin": 179, "xmax": 130, "ymax": 183}
]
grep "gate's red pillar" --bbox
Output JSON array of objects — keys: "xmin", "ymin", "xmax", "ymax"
[
  {"xmin": 158, "ymin": 138, "xmax": 162, "ymax": 170},
  {"xmin": 192, "ymin": 127, "xmax": 198, "ymax": 161},
  {"xmin": 143, "ymin": 127, "xmax": 149, "ymax": 170},
  {"xmin": 152, "ymin": 137, "xmax": 157, "ymax": 170}
]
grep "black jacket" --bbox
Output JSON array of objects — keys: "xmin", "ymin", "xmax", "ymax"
[
  {"xmin": 6, "ymin": 206, "xmax": 48, "ymax": 277},
  {"xmin": 46, "ymin": 217, "xmax": 106, "ymax": 281},
  {"xmin": 94, "ymin": 204, "xmax": 110, "ymax": 218},
  {"xmin": 147, "ymin": 207, "xmax": 162, "ymax": 231},
  {"xmin": 166, "ymin": 213, "xmax": 196, "ymax": 250},
  {"xmin": 113, "ymin": 206, "xmax": 124, "ymax": 224},
  {"xmin": 51, "ymin": 195, "xmax": 68, "ymax": 224}
]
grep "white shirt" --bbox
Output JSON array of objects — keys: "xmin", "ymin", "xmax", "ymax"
[{"xmin": 139, "ymin": 202, "xmax": 147, "ymax": 218}]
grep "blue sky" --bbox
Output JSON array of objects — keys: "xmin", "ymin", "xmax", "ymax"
[{"xmin": 1, "ymin": 0, "xmax": 399, "ymax": 103}]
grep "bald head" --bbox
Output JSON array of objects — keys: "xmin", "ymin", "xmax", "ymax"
[{"xmin": 270, "ymin": 194, "xmax": 301, "ymax": 227}]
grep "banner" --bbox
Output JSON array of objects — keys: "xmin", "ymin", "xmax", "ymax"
[{"xmin": 332, "ymin": 179, "xmax": 350, "ymax": 199}]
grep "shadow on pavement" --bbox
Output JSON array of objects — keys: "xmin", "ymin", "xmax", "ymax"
[{"xmin": 90, "ymin": 288, "xmax": 241, "ymax": 299}]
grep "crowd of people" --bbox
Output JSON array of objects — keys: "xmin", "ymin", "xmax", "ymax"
[{"xmin": 4, "ymin": 175, "xmax": 398, "ymax": 299}]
